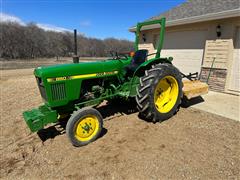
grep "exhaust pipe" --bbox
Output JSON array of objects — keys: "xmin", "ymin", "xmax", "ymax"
[{"xmin": 73, "ymin": 29, "xmax": 79, "ymax": 63}]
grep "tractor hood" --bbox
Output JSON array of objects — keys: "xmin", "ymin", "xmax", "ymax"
[{"xmin": 34, "ymin": 59, "xmax": 127, "ymax": 79}]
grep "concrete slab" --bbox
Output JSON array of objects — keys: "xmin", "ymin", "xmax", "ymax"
[{"xmin": 190, "ymin": 91, "xmax": 240, "ymax": 121}]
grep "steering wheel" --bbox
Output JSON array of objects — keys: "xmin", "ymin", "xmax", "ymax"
[
  {"xmin": 110, "ymin": 51, "xmax": 116, "ymax": 59},
  {"xmin": 146, "ymin": 52, "xmax": 157, "ymax": 57},
  {"xmin": 110, "ymin": 51, "xmax": 128, "ymax": 60},
  {"xmin": 116, "ymin": 53, "xmax": 128, "ymax": 60}
]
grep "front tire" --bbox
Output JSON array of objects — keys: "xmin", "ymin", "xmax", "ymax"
[
  {"xmin": 66, "ymin": 107, "xmax": 103, "ymax": 147},
  {"xmin": 136, "ymin": 63, "xmax": 183, "ymax": 122}
]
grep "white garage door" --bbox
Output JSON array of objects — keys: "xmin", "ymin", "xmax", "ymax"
[
  {"xmin": 160, "ymin": 30, "xmax": 207, "ymax": 74},
  {"xmin": 228, "ymin": 27, "xmax": 240, "ymax": 93}
]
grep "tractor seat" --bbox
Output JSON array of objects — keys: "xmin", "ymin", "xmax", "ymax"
[{"xmin": 125, "ymin": 49, "xmax": 148, "ymax": 77}]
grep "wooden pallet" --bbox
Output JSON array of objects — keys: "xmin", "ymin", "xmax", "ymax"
[
  {"xmin": 183, "ymin": 80, "xmax": 209, "ymax": 99},
  {"xmin": 200, "ymin": 39, "xmax": 233, "ymax": 92}
]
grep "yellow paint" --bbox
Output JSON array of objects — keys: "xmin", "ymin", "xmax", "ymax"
[
  {"xmin": 47, "ymin": 71, "xmax": 118, "ymax": 82},
  {"xmin": 56, "ymin": 77, "xmax": 67, "ymax": 81},
  {"xmin": 71, "ymin": 73, "xmax": 97, "ymax": 80},
  {"xmin": 154, "ymin": 76, "xmax": 179, "ymax": 113},
  {"xmin": 47, "ymin": 78, "xmax": 56, "ymax": 82},
  {"xmin": 75, "ymin": 115, "xmax": 99, "ymax": 142}
]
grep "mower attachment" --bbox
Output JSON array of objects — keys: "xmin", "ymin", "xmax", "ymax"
[{"xmin": 23, "ymin": 105, "xmax": 58, "ymax": 132}]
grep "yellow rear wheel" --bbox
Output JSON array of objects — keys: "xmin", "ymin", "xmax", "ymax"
[
  {"xmin": 154, "ymin": 76, "xmax": 179, "ymax": 113},
  {"xmin": 136, "ymin": 63, "xmax": 182, "ymax": 122}
]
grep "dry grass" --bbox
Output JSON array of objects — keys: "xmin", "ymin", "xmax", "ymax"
[{"xmin": 0, "ymin": 57, "xmax": 108, "ymax": 70}]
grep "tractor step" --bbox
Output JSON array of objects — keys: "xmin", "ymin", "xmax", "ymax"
[{"xmin": 182, "ymin": 80, "xmax": 209, "ymax": 99}]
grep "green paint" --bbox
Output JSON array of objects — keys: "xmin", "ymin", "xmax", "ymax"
[
  {"xmin": 23, "ymin": 105, "xmax": 57, "ymax": 132},
  {"xmin": 134, "ymin": 18, "xmax": 166, "ymax": 59},
  {"xmin": 23, "ymin": 17, "xmax": 171, "ymax": 132}
]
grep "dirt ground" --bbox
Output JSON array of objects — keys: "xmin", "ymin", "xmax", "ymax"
[
  {"xmin": 0, "ymin": 57, "xmax": 107, "ymax": 70},
  {"xmin": 0, "ymin": 68, "xmax": 239, "ymax": 180}
]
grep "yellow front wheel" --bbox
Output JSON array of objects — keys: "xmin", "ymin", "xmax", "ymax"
[{"xmin": 66, "ymin": 107, "xmax": 103, "ymax": 147}]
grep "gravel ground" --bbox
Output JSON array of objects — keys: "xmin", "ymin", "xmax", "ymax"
[
  {"xmin": 0, "ymin": 57, "xmax": 107, "ymax": 70},
  {"xmin": 0, "ymin": 68, "xmax": 239, "ymax": 180}
]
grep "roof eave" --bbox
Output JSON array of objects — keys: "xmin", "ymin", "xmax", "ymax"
[{"xmin": 129, "ymin": 8, "xmax": 240, "ymax": 32}]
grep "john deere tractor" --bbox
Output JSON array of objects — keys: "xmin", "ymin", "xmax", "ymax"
[{"xmin": 23, "ymin": 17, "xmax": 208, "ymax": 146}]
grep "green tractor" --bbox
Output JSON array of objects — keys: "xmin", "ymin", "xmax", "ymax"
[{"xmin": 23, "ymin": 17, "xmax": 208, "ymax": 146}]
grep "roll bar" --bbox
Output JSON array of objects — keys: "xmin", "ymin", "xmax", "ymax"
[{"xmin": 134, "ymin": 17, "xmax": 166, "ymax": 59}]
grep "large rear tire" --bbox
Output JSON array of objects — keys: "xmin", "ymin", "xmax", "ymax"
[{"xmin": 136, "ymin": 63, "xmax": 183, "ymax": 122}]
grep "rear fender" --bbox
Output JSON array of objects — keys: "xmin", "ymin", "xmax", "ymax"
[
  {"xmin": 134, "ymin": 58, "xmax": 172, "ymax": 77},
  {"xmin": 128, "ymin": 58, "xmax": 172, "ymax": 97}
]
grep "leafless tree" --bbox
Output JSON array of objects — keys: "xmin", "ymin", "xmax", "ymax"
[{"xmin": 0, "ymin": 22, "xmax": 133, "ymax": 60}]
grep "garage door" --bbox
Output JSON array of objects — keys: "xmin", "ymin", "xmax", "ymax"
[
  {"xmin": 228, "ymin": 27, "xmax": 240, "ymax": 93},
  {"xmin": 159, "ymin": 30, "xmax": 208, "ymax": 74}
]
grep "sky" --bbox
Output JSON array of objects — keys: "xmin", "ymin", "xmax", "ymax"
[{"xmin": 1, "ymin": 0, "xmax": 185, "ymax": 40}]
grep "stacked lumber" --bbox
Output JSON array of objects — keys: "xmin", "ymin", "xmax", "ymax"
[{"xmin": 183, "ymin": 80, "xmax": 209, "ymax": 99}]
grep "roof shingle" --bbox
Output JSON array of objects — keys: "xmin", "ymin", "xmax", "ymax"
[{"xmin": 149, "ymin": 0, "xmax": 240, "ymax": 21}]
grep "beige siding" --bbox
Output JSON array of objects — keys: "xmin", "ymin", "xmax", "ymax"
[
  {"xmin": 139, "ymin": 29, "xmax": 207, "ymax": 74},
  {"xmin": 228, "ymin": 26, "xmax": 240, "ymax": 92},
  {"xmin": 202, "ymin": 39, "xmax": 233, "ymax": 69},
  {"xmin": 162, "ymin": 30, "xmax": 207, "ymax": 74},
  {"xmin": 228, "ymin": 49, "xmax": 240, "ymax": 92},
  {"xmin": 161, "ymin": 49, "xmax": 204, "ymax": 74},
  {"xmin": 138, "ymin": 43, "xmax": 155, "ymax": 59}
]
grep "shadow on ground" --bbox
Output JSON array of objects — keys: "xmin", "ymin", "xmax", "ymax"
[
  {"xmin": 37, "ymin": 96, "xmax": 204, "ymax": 142},
  {"xmin": 181, "ymin": 96, "xmax": 205, "ymax": 108},
  {"xmin": 37, "ymin": 99, "xmax": 138, "ymax": 142},
  {"xmin": 97, "ymin": 98, "xmax": 138, "ymax": 119}
]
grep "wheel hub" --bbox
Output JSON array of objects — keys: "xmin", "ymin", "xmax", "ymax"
[
  {"xmin": 75, "ymin": 115, "xmax": 99, "ymax": 141},
  {"xmin": 82, "ymin": 123, "xmax": 92, "ymax": 133},
  {"xmin": 154, "ymin": 76, "xmax": 179, "ymax": 113}
]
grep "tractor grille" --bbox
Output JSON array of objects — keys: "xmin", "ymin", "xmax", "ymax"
[
  {"xmin": 36, "ymin": 77, "xmax": 47, "ymax": 101},
  {"xmin": 51, "ymin": 83, "xmax": 66, "ymax": 101}
]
